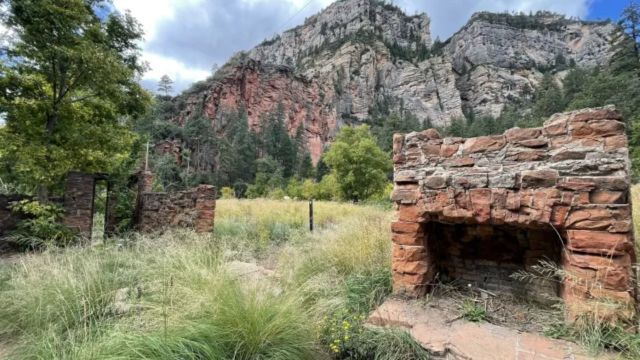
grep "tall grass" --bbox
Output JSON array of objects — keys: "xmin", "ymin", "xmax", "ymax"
[{"xmin": 0, "ymin": 199, "xmax": 411, "ymax": 359}]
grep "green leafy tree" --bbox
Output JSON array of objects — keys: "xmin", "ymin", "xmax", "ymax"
[
  {"xmin": 246, "ymin": 156, "xmax": 285, "ymax": 198},
  {"xmin": 0, "ymin": 0, "xmax": 150, "ymax": 197},
  {"xmin": 324, "ymin": 125, "xmax": 391, "ymax": 201}
]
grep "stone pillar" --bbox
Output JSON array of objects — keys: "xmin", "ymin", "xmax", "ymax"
[
  {"xmin": 63, "ymin": 172, "xmax": 96, "ymax": 240},
  {"xmin": 134, "ymin": 170, "xmax": 154, "ymax": 227},
  {"xmin": 194, "ymin": 185, "xmax": 216, "ymax": 233},
  {"xmin": 137, "ymin": 170, "xmax": 154, "ymax": 193},
  {"xmin": 562, "ymin": 230, "xmax": 636, "ymax": 321}
]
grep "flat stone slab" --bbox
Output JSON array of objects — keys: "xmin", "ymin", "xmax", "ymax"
[{"xmin": 368, "ymin": 299, "xmax": 614, "ymax": 360}]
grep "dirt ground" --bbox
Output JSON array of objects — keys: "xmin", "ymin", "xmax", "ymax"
[{"xmin": 420, "ymin": 281, "xmax": 565, "ymax": 335}]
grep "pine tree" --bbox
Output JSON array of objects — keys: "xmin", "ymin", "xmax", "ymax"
[
  {"xmin": 158, "ymin": 75, "xmax": 174, "ymax": 96},
  {"xmin": 610, "ymin": 1, "xmax": 640, "ymax": 75}
]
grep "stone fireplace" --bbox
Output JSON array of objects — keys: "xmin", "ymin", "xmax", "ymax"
[{"xmin": 391, "ymin": 106, "xmax": 636, "ymax": 321}]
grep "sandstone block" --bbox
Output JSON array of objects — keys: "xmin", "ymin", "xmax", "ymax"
[
  {"xmin": 565, "ymin": 230, "xmax": 632, "ymax": 256},
  {"xmin": 424, "ymin": 175, "xmax": 448, "ymax": 189},
  {"xmin": 462, "ymin": 135, "xmax": 506, "ymax": 154},
  {"xmin": 505, "ymin": 127, "xmax": 541, "ymax": 142},
  {"xmin": 521, "ymin": 170, "xmax": 558, "ymax": 188}
]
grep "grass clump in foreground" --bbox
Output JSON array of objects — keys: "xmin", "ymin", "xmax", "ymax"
[{"xmin": 0, "ymin": 199, "xmax": 429, "ymax": 359}]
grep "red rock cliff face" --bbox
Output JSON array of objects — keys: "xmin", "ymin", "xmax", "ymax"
[{"xmin": 176, "ymin": 60, "xmax": 337, "ymax": 164}]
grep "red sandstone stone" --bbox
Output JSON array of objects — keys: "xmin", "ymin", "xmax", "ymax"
[
  {"xmin": 391, "ymin": 221, "xmax": 423, "ymax": 234},
  {"xmin": 393, "ymin": 271, "xmax": 431, "ymax": 285},
  {"xmin": 543, "ymin": 119, "xmax": 567, "ymax": 136},
  {"xmin": 506, "ymin": 150, "xmax": 548, "ymax": 162},
  {"xmin": 391, "ymin": 108, "xmax": 636, "ymax": 322},
  {"xmin": 550, "ymin": 206, "xmax": 570, "ymax": 227},
  {"xmin": 565, "ymin": 230, "xmax": 632, "ymax": 256},
  {"xmin": 398, "ymin": 204, "xmax": 426, "ymax": 222},
  {"xmin": 517, "ymin": 138, "xmax": 548, "ymax": 148},
  {"xmin": 393, "ymin": 134, "xmax": 405, "ymax": 157},
  {"xmin": 444, "ymin": 156, "xmax": 475, "ymax": 167},
  {"xmin": 469, "ymin": 188, "xmax": 492, "ymax": 223},
  {"xmin": 422, "ymin": 144, "xmax": 441, "ymax": 156},
  {"xmin": 557, "ymin": 178, "xmax": 596, "ymax": 191},
  {"xmin": 417, "ymin": 128, "xmax": 441, "ymax": 140},
  {"xmin": 505, "ymin": 127, "xmax": 541, "ymax": 142},
  {"xmin": 440, "ymin": 144, "xmax": 459, "ymax": 157},
  {"xmin": 571, "ymin": 108, "xmax": 622, "ymax": 122},
  {"xmin": 392, "ymin": 232, "xmax": 425, "ymax": 246},
  {"xmin": 462, "ymin": 135, "xmax": 506, "ymax": 154},
  {"xmin": 393, "ymin": 244, "xmax": 428, "ymax": 262},
  {"xmin": 393, "ymin": 260, "xmax": 429, "ymax": 274},
  {"xmin": 604, "ymin": 134, "xmax": 628, "ymax": 151}
]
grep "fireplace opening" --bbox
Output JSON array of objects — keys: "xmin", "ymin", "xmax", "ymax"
[{"xmin": 427, "ymin": 223, "xmax": 563, "ymax": 305}]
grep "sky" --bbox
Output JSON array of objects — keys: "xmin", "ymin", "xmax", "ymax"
[{"xmin": 110, "ymin": 0, "xmax": 630, "ymax": 94}]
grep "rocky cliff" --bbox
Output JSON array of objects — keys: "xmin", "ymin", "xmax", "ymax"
[{"xmin": 172, "ymin": 0, "xmax": 615, "ymax": 163}]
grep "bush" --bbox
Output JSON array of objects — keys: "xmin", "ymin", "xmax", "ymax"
[
  {"xmin": 6, "ymin": 200, "xmax": 75, "ymax": 248},
  {"xmin": 114, "ymin": 282, "xmax": 317, "ymax": 360},
  {"xmin": 220, "ymin": 186, "xmax": 235, "ymax": 199}
]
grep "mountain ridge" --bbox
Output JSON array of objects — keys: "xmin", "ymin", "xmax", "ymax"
[{"xmin": 169, "ymin": 0, "xmax": 615, "ymax": 163}]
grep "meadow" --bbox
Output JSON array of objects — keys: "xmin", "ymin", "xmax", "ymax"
[
  {"xmin": 2, "ymin": 195, "xmax": 640, "ymax": 359},
  {"xmin": 0, "ymin": 200, "xmax": 428, "ymax": 359}
]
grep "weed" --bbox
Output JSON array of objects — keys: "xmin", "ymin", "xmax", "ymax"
[{"xmin": 460, "ymin": 299, "xmax": 488, "ymax": 322}]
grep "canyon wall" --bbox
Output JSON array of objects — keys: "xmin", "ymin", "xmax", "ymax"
[{"xmin": 172, "ymin": 0, "xmax": 614, "ymax": 162}]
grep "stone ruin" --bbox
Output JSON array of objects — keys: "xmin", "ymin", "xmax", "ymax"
[
  {"xmin": 134, "ymin": 171, "xmax": 216, "ymax": 234},
  {"xmin": 390, "ymin": 106, "xmax": 637, "ymax": 322},
  {"xmin": 61, "ymin": 171, "xmax": 215, "ymax": 239}
]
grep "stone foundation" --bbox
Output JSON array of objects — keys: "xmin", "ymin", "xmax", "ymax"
[{"xmin": 391, "ymin": 106, "xmax": 636, "ymax": 322}]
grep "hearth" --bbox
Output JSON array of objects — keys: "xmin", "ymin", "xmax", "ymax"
[{"xmin": 390, "ymin": 106, "xmax": 636, "ymax": 322}]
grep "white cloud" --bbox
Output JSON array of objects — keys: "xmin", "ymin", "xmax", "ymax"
[{"xmin": 113, "ymin": 0, "xmax": 335, "ymax": 93}]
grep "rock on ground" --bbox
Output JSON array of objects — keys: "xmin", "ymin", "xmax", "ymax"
[{"xmin": 368, "ymin": 299, "xmax": 615, "ymax": 360}]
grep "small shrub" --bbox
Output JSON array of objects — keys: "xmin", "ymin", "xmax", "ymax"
[
  {"xmin": 345, "ymin": 268, "xmax": 392, "ymax": 313},
  {"xmin": 460, "ymin": 299, "xmax": 487, "ymax": 322},
  {"xmin": 220, "ymin": 186, "xmax": 235, "ymax": 199},
  {"xmin": 7, "ymin": 200, "xmax": 75, "ymax": 248}
]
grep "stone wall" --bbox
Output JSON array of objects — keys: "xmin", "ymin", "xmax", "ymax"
[
  {"xmin": 137, "ymin": 185, "xmax": 216, "ymax": 233},
  {"xmin": 391, "ymin": 106, "xmax": 636, "ymax": 322},
  {"xmin": 63, "ymin": 172, "xmax": 97, "ymax": 239}
]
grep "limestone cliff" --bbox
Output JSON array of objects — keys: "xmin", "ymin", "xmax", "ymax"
[
  {"xmin": 172, "ymin": 1, "xmax": 615, "ymax": 163},
  {"xmin": 445, "ymin": 12, "xmax": 615, "ymax": 116}
]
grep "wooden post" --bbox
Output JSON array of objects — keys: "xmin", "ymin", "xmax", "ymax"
[
  {"xmin": 145, "ymin": 141, "xmax": 150, "ymax": 172},
  {"xmin": 309, "ymin": 199, "xmax": 314, "ymax": 232}
]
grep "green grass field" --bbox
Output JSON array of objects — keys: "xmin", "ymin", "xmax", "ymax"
[
  {"xmin": 1, "ymin": 196, "xmax": 640, "ymax": 359},
  {"xmin": 0, "ymin": 200, "xmax": 431, "ymax": 359}
]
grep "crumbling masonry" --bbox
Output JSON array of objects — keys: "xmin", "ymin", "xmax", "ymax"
[{"xmin": 391, "ymin": 106, "xmax": 636, "ymax": 321}]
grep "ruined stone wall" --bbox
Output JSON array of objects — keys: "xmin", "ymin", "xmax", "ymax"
[
  {"xmin": 391, "ymin": 106, "xmax": 636, "ymax": 321},
  {"xmin": 63, "ymin": 172, "xmax": 97, "ymax": 239},
  {"xmin": 137, "ymin": 185, "xmax": 216, "ymax": 233}
]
